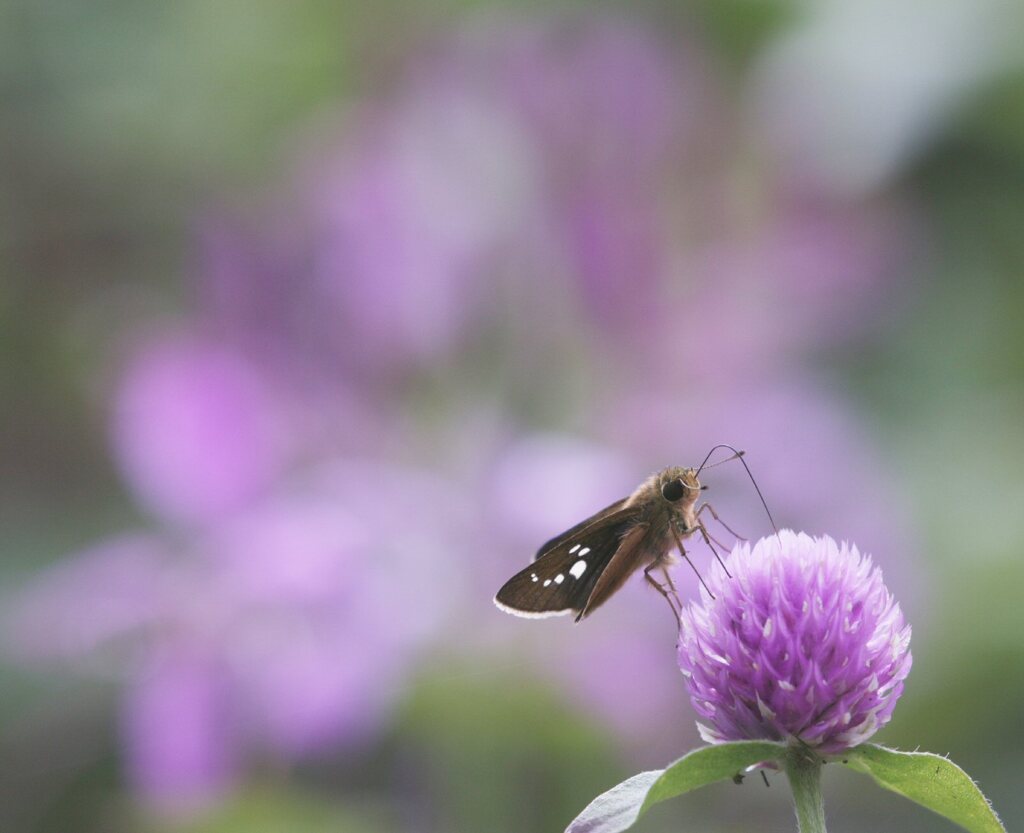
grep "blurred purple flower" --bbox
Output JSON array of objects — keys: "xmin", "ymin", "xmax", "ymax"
[
  {"xmin": 196, "ymin": 492, "xmax": 405, "ymax": 759},
  {"xmin": 247, "ymin": 15, "xmax": 710, "ymax": 373},
  {"xmin": 195, "ymin": 218, "xmax": 300, "ymax": 368},
  {"xmin": 558, "ymin": 184, "xmax": 667, "ymax": 329},
  {"xmin": 494, "ymin": 17, "xmax": 702, "ymax": 171},
  {"xmin": 444, "ymin": 16, "xmax": 899, "ymax": 350},
  {"xmin": 123, "ymin": 647, "xmax": 238, "ymax": 811},
  {"xmin": 303, "ymin": 89, "xmax": 538, "ymax": 377},
  {"xmin": 678, "ymin": 531, "xmax": 912, "ymax": 753},
  {"xmin": 196, "ymin": 219, "xmax": 396, "ymax": 461},
  {"xmin": 197, "ymin": 13, "xmax": 903, "ymax": 391},
  {"xmin": 7, "ymin": 458, "xmax": 465, "ymax": 810},
  {"xmin": 492, "ymin": 17, "xmax": 709, "ymax": 330},
  {"xmin": 682, "ymin": 193, "xmax": 906, "ymax": 372},
  {"xmin": 7, "ymin": 533, "xmax": 169, "ymax": 663},
  {"xmin": 112, "ymin": 332, "xmax": 288, "ymax": 525},
  {"xmin": 487, "ymin": 434, "xmax": 636, "ymax": 550}
]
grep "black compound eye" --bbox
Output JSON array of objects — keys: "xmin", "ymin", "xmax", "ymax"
[{"xmin": 661, "ymin": 479, "xmax": 686, "ymax": 502}]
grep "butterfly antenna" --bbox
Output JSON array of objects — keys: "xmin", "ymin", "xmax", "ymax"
[
  {"xmin": 697, "ymin": 444, "xmax": 779, "ymax": 535},
  {"xmin": 696, "ymin": 444, "xmax": 743, "ymax": 474}
]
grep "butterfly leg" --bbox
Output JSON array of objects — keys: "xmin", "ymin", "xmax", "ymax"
[
  {"xmin": 696, "ymin": 521, "xmax": 733, "ymax": 578},
  {"xmin": 659, "ymin": 565, "xmax": 684, "ymax": 613},
  {"xmin": 643, "ymin": 563, "xmax": 681, "ymax": 625},
  {"xmin": 696, "ymin": 501, "xmax": 746, "ymax": 541},
  {"xmin": 699, "ymin": 523, "xmax": 732, "ymax": 558},
  {"xmin": 670, "ymin": 526, "xmax": 715, "ymax": 599}
]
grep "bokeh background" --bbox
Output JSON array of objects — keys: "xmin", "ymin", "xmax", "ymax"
[{"xmin": 3, "ymin": 2, "xmax": 1023, "ymax": 831}]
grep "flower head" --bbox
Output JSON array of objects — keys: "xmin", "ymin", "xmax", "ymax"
[{"xmin": 678, "ymin": 531, "xmax": 911, "ymax": 754}]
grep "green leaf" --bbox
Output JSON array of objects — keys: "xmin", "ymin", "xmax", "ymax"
[
  {"xmin": 564, "ymin": 770, "xmax": 664, "ymax": 833},
  {"xmin": 842, "ymin": 744, "xmax": 1006, "ymax": 833},
  {"xmin": 566, "ymin": 741, "xmax": 786, "ymax": 833}
]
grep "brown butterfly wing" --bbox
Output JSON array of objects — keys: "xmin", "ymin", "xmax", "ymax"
[
  {"xmin": 495, "ymin": 508, "xmax": 643, "ymax": 619},
  {"xmin": 578, "ymin": 523, "xmax": 654, "ymax": 619},
  {"xmin": 533, "ymin": 497, "xmax": 630, "ymax": 561}
]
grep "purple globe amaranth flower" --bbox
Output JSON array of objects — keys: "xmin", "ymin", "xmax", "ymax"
[{"xmin": 678, "ymin": 531, "xmax": 912, "ymax": 755}]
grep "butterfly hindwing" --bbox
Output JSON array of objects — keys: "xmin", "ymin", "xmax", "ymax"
[
  {"xmin": 495, "ymin": 509, "xmax": 645, "ymax": 620},
  {"xmin": 579, "ymin": 523, "xmax": 655, "ymax": 619}
]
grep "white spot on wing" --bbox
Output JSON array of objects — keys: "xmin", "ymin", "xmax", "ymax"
[
  {"xmin": 543, "ymin": 579, "xmax": 551, "ymax": 587},
  {"xmin": 554, "ymin": 574, "xmax": 564, "ymax": 584},
  {"xmin": 530, "ymin": 573, "xmax": 538, "ymax": 582},
  {"xmin": 579, "ymin": 547, "xmax": 591, "ymax": 556},
  {"xmin": 570, "ymin": 560, "xmax": 587, "ymax": 579},
  {"xmin": 569, "ymin": 544, "xmax": 581, "ymax": 553}
]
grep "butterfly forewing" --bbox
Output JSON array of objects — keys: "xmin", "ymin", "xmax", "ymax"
[
  {"xmin": 533, "ymin": 497, "xmax": 629, "ymax": 561},
  {"xmin": 495, "ymin": 508, "xmax": 642, "ymax": 620}
]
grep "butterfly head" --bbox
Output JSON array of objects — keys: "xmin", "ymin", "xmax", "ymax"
[{"xmin": 659, "ymin": 467, "xmax": 703, "ymax": 504}]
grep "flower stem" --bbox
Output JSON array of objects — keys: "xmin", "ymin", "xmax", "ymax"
[{"xmin": 783, "ymin": 745, "xmax": 826, "ymax": 833}]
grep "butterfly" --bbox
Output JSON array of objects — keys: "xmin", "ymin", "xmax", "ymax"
[{"xmin": 493, "ymin": 446, "xmax": 770, "ymax": 622}]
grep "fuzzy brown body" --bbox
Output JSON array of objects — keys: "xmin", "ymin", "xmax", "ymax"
[
  {"xmin": 494, "ymin": 465, "xmax": 708, "ymax": 621},
  {"xmin": 620, "ymin": 466, "xmax": 702, "ymax": 571}
]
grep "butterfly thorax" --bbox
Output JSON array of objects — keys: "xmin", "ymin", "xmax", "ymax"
[{"xmin": 623, "ymin": 467, "xmax": 701, "ymax": 566}]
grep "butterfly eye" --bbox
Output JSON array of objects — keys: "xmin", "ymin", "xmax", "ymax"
[{"xmin": 661, "ymin": 479, "xmax": 686, "ymax": 501}]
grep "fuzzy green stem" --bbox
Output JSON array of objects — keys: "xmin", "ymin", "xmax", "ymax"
[{"xmin": 783, "ymin": 745, "xmax": 826, "ymax": 833}]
